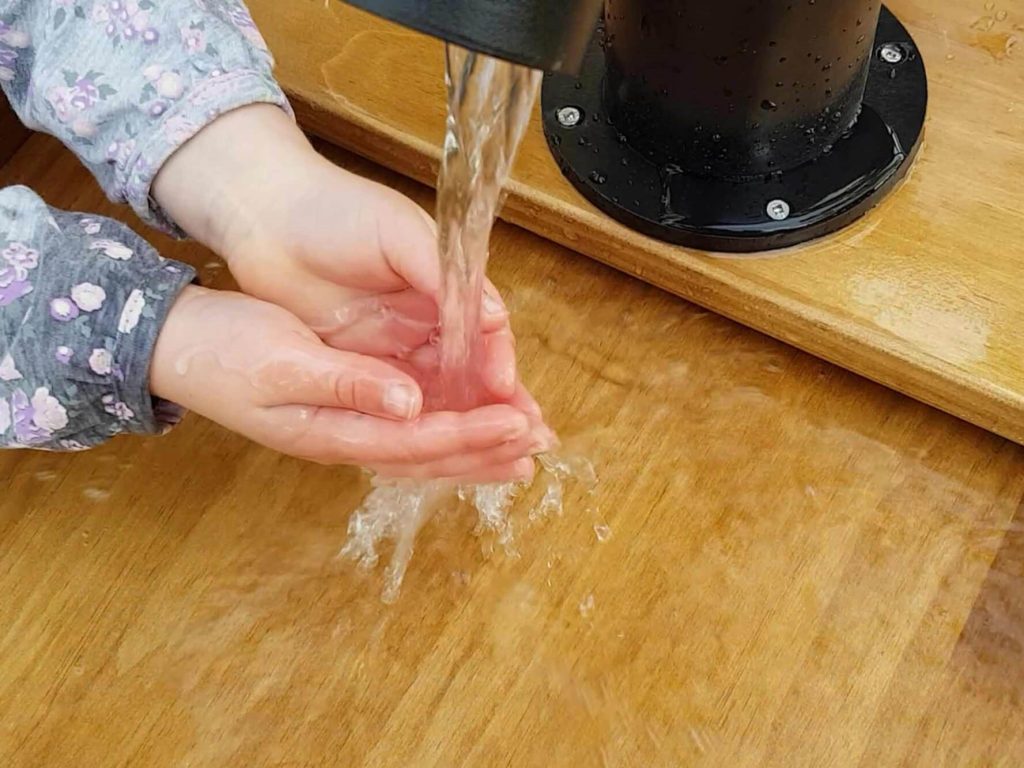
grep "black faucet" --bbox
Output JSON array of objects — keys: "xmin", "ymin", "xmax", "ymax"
[
  {"xmin": 344, "ymin": 0, "xmax": 603, "ymax": 73},
  {"xmin": 342, "ymin": 0, "xmax": 927, "ymax": 253}
]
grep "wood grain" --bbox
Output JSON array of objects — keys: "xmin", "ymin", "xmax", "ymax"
[
  {"xmin": 0, "ymin": 94, "xmax": 30, "ymax": 168},
  {"xmin": 2, "ymin": 133, "xmax": 1023, "ymax": 767},
  {"xmin": 245, "ymin": 0, "xmax": 1024, "ymax": 447}
]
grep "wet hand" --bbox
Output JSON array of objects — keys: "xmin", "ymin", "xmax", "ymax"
[
  {"xmin": 150, "ymin": 286, "xmax": 545, "ymax": 482},
  {"xmin": 153, "ymin": 104, "xmax": 522, "ymax": 406}
]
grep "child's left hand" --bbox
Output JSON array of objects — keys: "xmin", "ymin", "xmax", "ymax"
[{"xmin": 154, "ymin": 104, "xmax": 522, "ymax": 409}]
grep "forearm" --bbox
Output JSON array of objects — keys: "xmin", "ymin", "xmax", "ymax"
[
  {"xmin": 0, "ymin": 185, "xmax": 194, "ymax": 450},
  {"xmin": 0, "ymin": 0, "xmax": 291, "ymax": 232}
]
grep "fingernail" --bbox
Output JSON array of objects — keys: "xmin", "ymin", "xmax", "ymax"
[
  {"xmin": 528, "ymin": 427, "xmax": 556, "ymax": 453},
  {"xmin": 383, "ymin": 383, "xmax": 419, "ymax": 419},
  {"xmin": 483, "ymin": 294, "xmax": 505, "ymax": 316},
  {"xmin": 502, "ymin": 415, "xmax": 530, "ymax": 440}
]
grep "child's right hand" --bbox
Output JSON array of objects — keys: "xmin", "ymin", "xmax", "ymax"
[{"xmin": 150, "ymin": 286, "xmax": 544, "ymax": 482}]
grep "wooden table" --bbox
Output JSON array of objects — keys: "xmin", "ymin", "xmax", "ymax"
[
  {"xmin": 246, "ymin": 0, "xmax": 1024, "ymax": 447},
  {"xmin": 2, "ymin": 134, "xmax": 1023, "ymax": 766}
]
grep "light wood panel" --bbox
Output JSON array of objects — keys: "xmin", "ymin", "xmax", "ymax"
[
  {"xmin": 2, "ymin": 134, "xmax": 1023, "ymax": 767},
  {"xmin": 245, "ymin": 0, "xmax": 1024, "ymax": 447}
]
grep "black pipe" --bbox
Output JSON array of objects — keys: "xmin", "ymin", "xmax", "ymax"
[
  {"xmin": 343, "ymin": 0, "xmax": 603, "ymax": 73},
  {"xmin": 604, "ymin": 0, "xmax": 882, "ymax": 178},
  {"xmin": 541, "ymin": 2, "xmax": 927, "ymax": 251}
]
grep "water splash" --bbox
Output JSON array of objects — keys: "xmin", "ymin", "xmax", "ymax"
[{"xmin": 339, "ymin": 46, "xmax": 595, "ymax": 602}]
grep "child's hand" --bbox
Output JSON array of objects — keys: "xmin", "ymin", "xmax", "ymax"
[
  {"xmin": 150, "ymin": 286, "xmax": 544, "ymax": 482},
  {"xmin": 154, "ymin": 105, "xmax": 522, "ymax": 407}
]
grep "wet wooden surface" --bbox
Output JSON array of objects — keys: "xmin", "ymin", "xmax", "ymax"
[
  {"xmin": 246, "ymin": 0, "xmax": 1024, "ymax": 447},
  {"xmin": 2, "ymin": 134, "xmax": 1023, "ymax": 766}
]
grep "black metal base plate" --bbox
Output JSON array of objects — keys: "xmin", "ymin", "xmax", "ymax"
[{"xmin": 541, "ymin": 7, "xmax": 928, "ymax": 253}]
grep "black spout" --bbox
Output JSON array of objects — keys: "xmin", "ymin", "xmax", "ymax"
[{"xmin": 343, "ymin": 0, "xmax": 604, "ymax": 73}]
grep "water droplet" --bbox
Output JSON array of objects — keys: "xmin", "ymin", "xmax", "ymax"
[
  {"xmin": 579, "ymin": 593, "xmax": 596, "ymax": 618},
  {"xmin": 594, "ymin": 523, "xmax": 612, "ymax": 542}
]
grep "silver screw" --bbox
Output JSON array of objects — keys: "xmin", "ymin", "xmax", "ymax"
[
  {"xmin": 879, "ymin": 43, "xmax": 904, "ymax": 64},
  {"xmin": 766, "ymin": 199, "xmax": 791, "ymax": 221},
  {"xmin": 557, "ymin": 106, "xmax": 582, "ymax": 128}
]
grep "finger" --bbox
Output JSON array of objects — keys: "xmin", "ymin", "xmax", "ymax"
[
  {"xmin": 376, "ymin": 190, "xmax": 442, "ymax": 300},
  {"xmin": 480, "ymin": 325, "xmax": 517, "ymax": 400},
  {"xmin": 312, "ymin": 289, "xmax": 438, "ymax": 356},
  {"xmin": 267, "ymin": 403, "xmax": 531, "ymax": 465},
  {"xmin": 319, "ymin": 313, "xmax": 434, "ymax": 358},
  {"xmin": 371, "ymin": 456, "xmax": 536, "ymax": 485},
  {"xmin": 377, "ymin": 194, "xmax": 509, "ymax": 335},
  {"xmin": 369, "ymin": 432, "xmax": 544, "ymax": 479},
  {"xmin": 509, "ymin": 381, "xmax": 547, "ymax": 427},
  {"xmin": 480, "ymin": 278, "xmax": 510, "ymax": 332},
  {"xmin": 256, "ymin": 341, "xmax": 424, "ymax": 420}
]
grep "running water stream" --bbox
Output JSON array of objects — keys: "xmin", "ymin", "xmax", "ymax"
[{"xmin": 339, "ymin": 45, "xmax": 594, "ymax": 603}]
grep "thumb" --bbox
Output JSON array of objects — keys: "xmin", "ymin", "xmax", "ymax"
[
  {"xmin": 372, "ymin": 186, "xmax": 442, "ymax": 300},
  {"xmin": 262, "ymin": 339, "xmax": 424, "ymax": 420}
]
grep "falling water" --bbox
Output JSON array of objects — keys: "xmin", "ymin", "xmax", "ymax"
[
  {"xmin": 431, "ymin": 44, "xmax": 541, "ymax": 411},
  {"xmin": 340, "ymin": 45, "xmax": 593, "ymax": 603}
]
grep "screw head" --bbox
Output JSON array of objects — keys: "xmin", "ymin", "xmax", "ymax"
[
  {"xmin": 556, "ymin": 106, "xmax": 582, "ymax": 128},
  {"xmin": 766, "ymin": 199, "xmax": 791, "ymax": 221},
  {"xmin": 879, "ymin": 43, "xmax": 905, "ymax": 64}
]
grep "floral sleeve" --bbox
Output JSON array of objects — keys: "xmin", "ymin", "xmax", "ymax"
[
  {"xmin": 0, "ymin": 185, "xmax": 195, "ymax": 450},
  {"xmin": 0, "ymin": 0, "xmax": 291, "ymax": 233}
]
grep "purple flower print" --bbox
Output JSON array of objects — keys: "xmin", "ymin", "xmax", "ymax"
[
  {"xmin": 0, "ymin": 21, "xmax": 30, "ymax": 49},
  {"xmin": 93, "ymin": 1, "xmax": 159, "ymax": 44},
  {"xmin": 55, "ymin": 346, "xmax": 74, "ymax": 365},
  {"xmin": 68, "ymin": 76, "xmax": 100, "ymax": 110},
  {"xmin": 104, "ymin": 138, "xmax": 137, "ymax": 172},
  {"xmin": 3, "ymin": 242, "xmax": 40, "ymax": 278},
  {"xmin": 102, "ymin": 394, "xmax": 134, "ymax": 421},
  {"xmin": 0, "ymin": 49, "xmax": 17, "ymax": 83},
  {"xmin": 0, "ymin": 267, "xmax": 32, "ymax": 307},
  {"xmin": 10, "ymin": 388, "xmax": 69, "ymax": 445},
  {"xmin": 79, "ymin": 218, "xmax": 103, "ymax": 235},
  {"xmin": 46, "ymin": 72, "xmax": 114, "ymax": 137},
  {"xmin": 0, "ymin": 354, "xmax": 22, "ymax": 382},
  {"xmin": 50, "ymin": 297, "xmax": 80, "ymax": 322},
  {"xmin": 181, "ymin": 23, "xmax": 206, "ymax": 53}
]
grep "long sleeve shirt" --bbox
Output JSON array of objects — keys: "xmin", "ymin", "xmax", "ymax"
[{"xmin": 0, "ymin": 0, "xmax": 290, "ymax": 449}]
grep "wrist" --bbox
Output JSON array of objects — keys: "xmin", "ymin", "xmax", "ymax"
[
  {"xmin": 152, "ymin": 104, "xmax": 316, "ymax": 261},
  {"xmin": 149, "ymin": 284, "xmax": 209, "ymax": 406}
]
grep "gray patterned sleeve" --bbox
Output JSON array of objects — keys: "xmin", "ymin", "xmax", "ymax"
[
  {"xmin": 0, "ymin": 0, "xmax": 291, "ymax": 233},
  {"xmin": 0, "ymin": 0, "xmax": 293, "ymax": 450},
  {"xmin": 0, "ymin": 186, "xmax": 195, "ymax": 450}
]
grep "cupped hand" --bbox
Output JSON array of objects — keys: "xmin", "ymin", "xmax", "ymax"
[
  {"xmin": 150, "ymin": 286, "xmax": 543, "ymax": 483},
  {"xmin": 153, "ymin": 104, "xmax": 521, "ymax": 406}
]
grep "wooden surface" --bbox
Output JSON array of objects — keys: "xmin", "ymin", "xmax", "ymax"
[
  {"xmin": 3, "ymin": 134, "xmax": 1024, "ymax": 767},
  {"xmin": 0, "ymin": 95, "xmax": 30, "ymax": 168},
  {"xmin": 246, "ymin": 0, "xmax": 1024, "ymax": 447}
]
